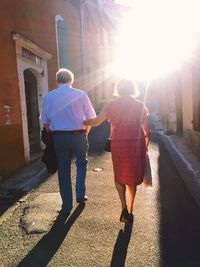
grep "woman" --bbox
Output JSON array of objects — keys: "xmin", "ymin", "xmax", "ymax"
[{"xmin": 84, "ymin": 79, "xmax": 149, "ymax": 224}]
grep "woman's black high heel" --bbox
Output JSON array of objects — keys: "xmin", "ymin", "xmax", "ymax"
[{"xmin": 120, "ymin": 208, "xmax": 129, "ymax": 223}]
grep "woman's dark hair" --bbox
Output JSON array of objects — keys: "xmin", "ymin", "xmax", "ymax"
[{"xmin": 115, "ymin": 79, "xmax": 139, "ymax": 97}]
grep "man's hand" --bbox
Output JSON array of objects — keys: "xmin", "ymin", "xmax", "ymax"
[{"xmin": 43, "ymin": 123, "xmax": 50, "ymax": 132}]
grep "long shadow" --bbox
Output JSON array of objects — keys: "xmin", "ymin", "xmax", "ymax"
[
  {"xmin": 17, "ymin": 203, "xmax": 85, "ymax": 267},
  {"xmin": 110, "ymin": 223, "xmax": 133, "ymax": 267},
  {"xmin": 0, "ymin": 189, "xmax": 25, "ymax": 216},
  {"xmin": 158, "ymin": 136, "xmax": 200, "ymax": 267},
  {"xmin": 0, "ymin": 160, "xmax": 48, "ymax": 216}
]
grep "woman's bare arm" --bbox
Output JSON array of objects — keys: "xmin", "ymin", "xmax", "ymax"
[
  {"xmin": 142, "ymin": 115, "xmax": 150, "ymax": 148},
  {"xmin": 85, "ymin": 125, "xmax": 91, "ymax": 137},
  {"xmin": 84, "ymin": 110, "xmax": 107, "ymax": 126},
  {"xmin": 143, "ymin": 116, "xmax": 149, "ymax": 136}
]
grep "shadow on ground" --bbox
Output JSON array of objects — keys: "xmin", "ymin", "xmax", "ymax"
[
  {"xmin": 17, "ymin": 203, "xmax": 85, "ymax": 267},
  {"xmin": 110, "ymin": 223, "xmax": 133, "ymax": 267},
  {"xmin": 0, "ymin": 189, "xmax": 27, "ymax": 217},
  {"xmin": 157, "ymin": 135, "xmax": 200, "ymax": 267}
]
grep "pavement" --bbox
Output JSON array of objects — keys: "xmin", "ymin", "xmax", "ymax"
[
  {"xmin": 150, "ymin": 110, "xmax": 200, "ymax": 207},
  {"xmin": 0, "ymin": 135, "xmax": 161, "ymax": 267},
  {"xmin": 161, "ymin": 134, "xmax": 200, "ymax": 206},
  {"xmin": 0, "ymin": 157, "xmax": 48, "ymax": 223},
  {"xmin": 0, "ymin": 159, "xmax": 48, "ymax": 192},
  {"xmin": 1, "ymin": 117, "xmax": 200, "ymax": 266}
]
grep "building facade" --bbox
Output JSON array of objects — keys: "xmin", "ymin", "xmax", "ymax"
[
  {"xmin": 0, "ymin": 0, "xmax": 115, "ymax": 178},
  {"xmin": 157, "ymin": 57, "xmax": 200, "ymax": 159}
]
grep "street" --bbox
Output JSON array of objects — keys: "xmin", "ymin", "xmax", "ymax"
[
  {"xmin": 0, "ymin": 129, "xmax": 200, "ymax": 267},
  {"xmin": 1, "ymin": 1, "xmax": 200, "ymax": 266}
]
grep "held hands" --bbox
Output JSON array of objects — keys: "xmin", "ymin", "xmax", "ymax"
[
  {"xmin": 43, "ymin": 124, "xmax": 50, "ymax": 133},
  {"xmin": 83, "ymin": 112, "xmax": 106, "ymax": 127},
  {"xmin": 83, "ymin": 119, "xmax": 93, "ymax": 126}
]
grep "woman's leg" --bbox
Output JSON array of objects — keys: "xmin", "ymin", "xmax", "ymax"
[
  {"xmin": 126, "ymin": 185, "xmax": 137, "ymax": 213},
  {"xmin": 115, "ymin": 181, "xmax": 127, "ymax": 209}
]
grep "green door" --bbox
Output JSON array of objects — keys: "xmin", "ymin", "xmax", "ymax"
[{"xmin": 24, "ymin": 69, "xmax": 40, "ymax": 153}]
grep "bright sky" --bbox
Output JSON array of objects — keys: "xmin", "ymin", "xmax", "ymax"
[
  {"xmin": 115, "ymin": 0, "xmax": 135, "ymax": 6},
  {"xmin": 113, "ymin": 0, "xmax": 200, "ymax": 81}
]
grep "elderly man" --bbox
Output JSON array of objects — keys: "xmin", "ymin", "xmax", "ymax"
[{"xmin": 40, "ymin": 68, "xmax": 96, "ymax": 214}]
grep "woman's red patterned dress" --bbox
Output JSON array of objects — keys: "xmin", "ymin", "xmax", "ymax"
[{"xmin": 104, "ymin": 96, "xmax": 149, "ymax": 186}]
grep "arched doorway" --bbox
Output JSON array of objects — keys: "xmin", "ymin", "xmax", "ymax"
[{"xmin": 24, "ymin": 69, "xmax": 41, "ymax": 154}]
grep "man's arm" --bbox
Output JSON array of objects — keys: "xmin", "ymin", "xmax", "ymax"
[{"xmin": 82, "ymin": 94, "xmax": 97, "ymax": 132}]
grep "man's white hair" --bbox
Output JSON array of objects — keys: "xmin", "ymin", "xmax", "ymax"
[{"xmin": 56, "ymin": 68, "xmax": 74, "ymax": 84}]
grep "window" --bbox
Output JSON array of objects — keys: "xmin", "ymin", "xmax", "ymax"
[
  {"xmin": 22, "ymin": 48, "xmax": 42, "ymax": 67},
  {"xmin": 55, "ymin": 15, "xmax": 68, "ymax": 68}
]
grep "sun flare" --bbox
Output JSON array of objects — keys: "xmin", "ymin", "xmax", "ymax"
[{"xmin": 113, "ymin": 0, "xmax": 200, "ymax": 80}]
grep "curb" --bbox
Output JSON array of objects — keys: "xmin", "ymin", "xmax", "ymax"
[
  {"xmin": 0, "ymin": 193, "xmax": 30, "ymax": 225},
  {"xmin": 161, "ymin": 134, "xmax": 200, "ymax": 207},
  {"xmin": 0, "ymin": 161, "xmax": 48, "ymax": 192},
  {"xmin": 0, "ymin": 160, "xmax": 49, "ymax": 224}
]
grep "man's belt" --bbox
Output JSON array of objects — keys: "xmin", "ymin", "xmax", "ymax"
[{"xmin": 53, "ymin": 130, "xmax": 86, "ymax": 134}]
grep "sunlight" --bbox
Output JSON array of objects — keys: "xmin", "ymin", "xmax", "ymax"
[{"xmin": 113, "ymin": 0, "xmax": 200, "ymax": 80}]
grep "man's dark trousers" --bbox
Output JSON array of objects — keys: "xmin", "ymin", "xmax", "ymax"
[{"xmin": 53, "ymin": 132, "xmax": 88, "ymax": 212}]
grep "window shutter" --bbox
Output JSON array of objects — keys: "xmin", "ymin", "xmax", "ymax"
[{"xmin": 57, "ymin": 20, "xmax": 68, "ymax": 68}]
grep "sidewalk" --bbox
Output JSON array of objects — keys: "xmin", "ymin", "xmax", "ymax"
[
  {"xmin": 161, "ymin": 134, "xmax": 200, "ymax": 206},
  {"xmin": 151, "ymin": 110, "xmax": 200, "ymax": 207},
  {"xmin": 0, "ymin": 157, "xmax": 48, "ymax": 223},
  {"xmin": 0, "ymin": 159, "xmax": 48, "ymax": 193}
]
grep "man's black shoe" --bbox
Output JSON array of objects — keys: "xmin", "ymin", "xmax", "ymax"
[{"xmin": 77, "ymin": 195, "xmax": 88, "ymax": 203}]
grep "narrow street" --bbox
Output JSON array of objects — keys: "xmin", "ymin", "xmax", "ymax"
[
  {"xmin": 0, "ymin": 129, "xmax": 200, "ymax": 267},
  {"xmin": 1, "ymin": 1, "xmax": 200, "ymax": 266}
]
